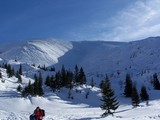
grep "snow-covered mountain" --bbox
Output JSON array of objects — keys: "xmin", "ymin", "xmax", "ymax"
[
  {"xmin": 0, "ymin": 40, "xmax": 73, "ymax": 66},
  {"xmin": 1, "ymin": 37, "xmax": 160, "ymax": 76},
  {"xmin": 0, "ymin": 37, "xmax": 160, "ymax": 119}
]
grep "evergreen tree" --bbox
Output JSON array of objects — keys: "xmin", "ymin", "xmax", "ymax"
[
  {"xmin": 28, "ymin": 80, "xmax": 34, "ymax": 95},
  {"xmin": 7, "ymin": 64, "xmax": 12, "ymax": 77},
  {"xmin": 90, "ymin": 77, "xmax": 94, "ymax": 88},
  {"xmin": 124, "ymin": 74, "xmax": 133, "ymax": 97},
  {"xmin": 4, "ymin": 63, "xmax": 8, "ymax": 69},
  {"xmin": 17, "ymin": 85, "xmax": 22, "ymax": 92},
  {"xmin": 66, "ymin": 70, "xmax": 73, "ymax": 89},
  {"xmin": 37, "ymin": 73, "xmax": 44, "ymax": 96},
  {"xmin": 21, "ymin": 88, "xmax": 28, "ymax": 97},
  {"xmin": 74, "ymin": 65, "xmax": 79, "ymax": 84},
  {"xmin": 11, "ymin": 68, "xmax": 15, "ymax": 76},
  {"xmin": 100, "ymin": 80, "xmax": 105, "ymax": 89},
  {"xmin": 100, "ymin": 75, "xmax": 119, "ymax": 116},
  {"xmin": 131, "ymin": 85, "xmax": 140, "ymax": 107},
  {"xmin": 61, "ymin": 65, "xmax": 67, "ymax": 86},
  {"xmin": 38, "ymin": 72, "xmax": 43, "ymax": 82},
  {"xmin": 79, "ymin": 67, "xmax": 86, "ymax": 84},
  {"xmin": 0, "ymin": 70, "xmax": 2, "ymax": 78},
  {"xmin": 42, "ymin": 64, "xmax": 46, "ymax": 71},
  {"xmin": 153, "ymin": 73, "xmax": 160, "ymax": 90},
  {"xmin": 55, "ymin": 71, "xmax": 62, "ymax": 89},
  {"xmin": 19, "ymin": 64, "xmax": 22, "ymax": 75},
  {"xmin": 33, "ymin": 74, "xmax": 44, "ymax": 96},
  {"xmin": 140, "ymin": 85, "xmax": 149, "ymax": 101},
  {"xmin": 45, "ymin": 75, "xmax": 51, "ymax": 86},
  {"xmin": 50, "ymin": 75, "xmax": 56, "ymax": 91}
]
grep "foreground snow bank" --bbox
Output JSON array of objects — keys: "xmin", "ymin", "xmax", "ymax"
[{"xmin": 0, "ymin": 95, "xmax": 160, "ymax": 120}]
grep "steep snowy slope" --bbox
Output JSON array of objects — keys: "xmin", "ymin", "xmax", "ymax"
[
  {"xmin": 0, "ymin": 40, "xmax": 72, "ymax": 66},
  {"xmin": 54, "ymin": 41, "xmax": 126, "ymax": 73},
  {"xmin": 55, "ymin": 37, "xmax": 160, "ymax": 76},
  {"xmin": 1, "ymin": 37, "xmax": 160, "ymax": 78},
  {"xmin": 1, "ymin": 37, "xmax": 160, "ymax": 79}
]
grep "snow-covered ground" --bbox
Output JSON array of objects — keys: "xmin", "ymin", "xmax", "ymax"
[
  {"xmin": 0, "ymin": 37, "xmax": 160, "ymax": 119},
  {"xmin": 2, "ymin": 96, "xmax": 160, "ymax": 120}
]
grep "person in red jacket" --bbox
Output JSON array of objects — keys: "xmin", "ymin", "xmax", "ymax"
[{"xmin": 34, "ymin": 106, "xmax": 43, "ymax": 120}]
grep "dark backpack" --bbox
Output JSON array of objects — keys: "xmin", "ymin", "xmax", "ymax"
[{"xmin": 41, "ymin": 109, "xmax": 45, "ymax": 117}]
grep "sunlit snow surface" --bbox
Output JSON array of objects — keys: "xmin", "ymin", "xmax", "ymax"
[{"xmin": 0, "ymin": 37, "xmax": 159, "ymax": 119}]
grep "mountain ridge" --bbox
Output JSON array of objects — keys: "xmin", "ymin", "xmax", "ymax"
[{"xmin": 0, "ymin": 37, "xmax": 160, "ymax": 75}]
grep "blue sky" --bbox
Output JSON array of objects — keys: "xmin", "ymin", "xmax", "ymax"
[{"xmin": 0, "ymin": 0, "xmax": 160, "ymax": 43}]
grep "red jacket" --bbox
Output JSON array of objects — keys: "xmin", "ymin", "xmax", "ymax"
[{"xmin": 35, "ymin": 110, "xmax": 43, "ymax": 120}]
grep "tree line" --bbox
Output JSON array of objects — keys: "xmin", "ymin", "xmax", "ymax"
[
  {"xmin": 20, "ymin": 65, "xmax": 86, "ymax": 97},
  {"xmin": 100, "ymin": 73, "xmax": 151, "ymax": 117}
]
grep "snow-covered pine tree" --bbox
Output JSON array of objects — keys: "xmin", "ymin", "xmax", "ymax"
[
  {"xmin": 90, "ymin": 77, "xmax": 94, "ymax": 88},
  {"xmin": 45, "ymin": 75, "xmax": 51, "ymax": 87},
  {"xmin": 124, "ymin": 74, "xmax": 133, "ymax": 97},
  {"xmin": 0, "ymin": 70, "xmax": 2, "ymax": 78},
  {"xmin": 140, "ymin": 85, "xmax": 149, "ymax": 101},
  {"xmin": 17, "ymin": 85, "xmax": 22, "ymax": 92},
  {"xmin": 19, "ymin": 64, "xmax": 22, "ymax": 75},
  {"xmin": 100, "ymin": 74, "xmax": 119, "ymax": 117},
  {"xmin": 153, "ymin": 73, "xmax": 160, "ymax": 90},
  {"xmin": 61, "ymin": 65, "xmax": 67, "ymax": 87},
  {"xmin": 74, "ymin": 65, "xmax": 79, "ymax": 84},
  {"xmin": 131, "ymin": 85, "xmax": 140, "ymax": 107},
  {"xmin": 33, "ymin": 74, "xmax": 44, "ymax": 96},
  {"xmin": 79, "ymin": 67, "xmax": 86, "ymax": 84}
]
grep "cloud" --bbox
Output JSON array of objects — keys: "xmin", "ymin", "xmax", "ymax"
[{"xmin": 99, "ymin": 0, "xmax": 160, "ymax": 42}]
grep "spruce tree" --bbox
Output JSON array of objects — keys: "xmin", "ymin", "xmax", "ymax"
[
  {"xmin": 39, "ymin": 80, "xmax": 44, "ymax": 96},
  {"xmin": 19, "ymin": 64, "xmax": 22, "ymax": 75},
  {"xmin": 50, "ymin": 75, "xmax": 56, "ymax": 91},
  {"xmin": 17, "ymin": 85, "xmax": 22, "ymax": 92},
  {"xmin": 74, "ymin": 65, "xmax": 79, "ymax": 84},
  {"xmin": 38, "ymin": 73, "xmax": 44, "ymax": 96},
  {"xmin": 61, "ymin": 65, "xmax": 67, "ymax": 86},
  {"xmin": 140, "ymin": 85, "xmax": 149, "ymax": 101},
  {"xmin": 28, "ymin": 80, "xmax": 34, "ymax": 95},
  {"xmin": 153, "ymin": 73, "xmax": 160, "ymax": 90},
  {"xmin": 124, "ymin": 74, "xmax": 133, "ymax": 97},
  {"xmin": 79, "ymin": 67, "xmax": 86, "ymax": 84},
  {"xmin": 0, "ymin": 71, "xmax": 2, "ymax": 78},
  {"xmin": 33, "ymin": 74, "xmax": 44, "ymax": 96},
  {"xmin": 131, "ymin": 85, "xmax": 140, "ymax": 107},
  {"xmin": 100, "ymin": 75, "xmax": 119, "ymax": 116},
  {"xmin": 33, "ymin": 74, "xmax": 38, "ymax": 96},
  {"xmin": 100, "ymin": 80, "xmax": 105, "ymax": 89},
  {"xmin": 45, "ymin": 75, "xmax": 51, "ymax": 87},
  {"xmin": 7, "ymin": 64, "xmax": 12, "ymax": 77},
  {"xmin": 90, "ymin": 77, "xmax": 94, "ymax": 88},
  {"xmin": 66, "ymin": 71, "xmax": 73, "ymax": 89},
  {"xmin": 55, "ymin": 71, "xmax": 62, "ymax": 89}
]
